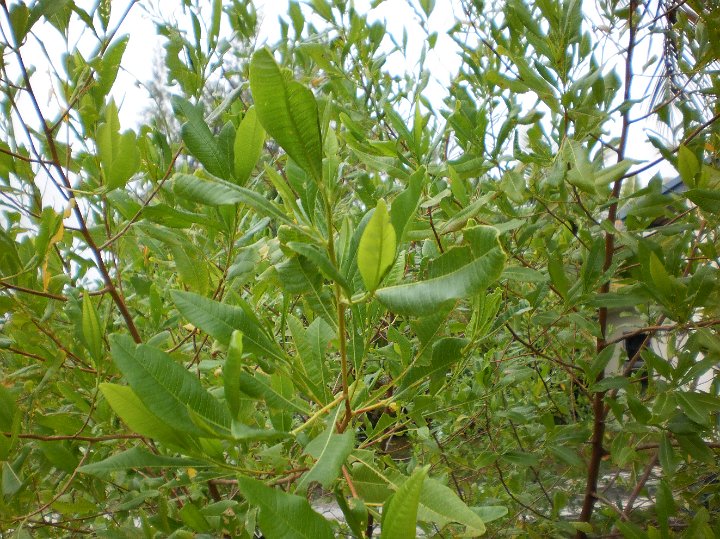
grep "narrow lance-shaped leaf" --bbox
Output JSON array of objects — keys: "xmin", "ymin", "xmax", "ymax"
[
  {"xmin": 376, "ymin": 226, "xmax": 506, "ymax": 316},
  {"xmin": 234, "ymin": 106, "xmax": 266, "ymax": 185},
  {"xmin": 109, "ymin": 334, "xmax": 231, "ymax": 436},
  {"xmin": 173, "ymin": 173, "xmax": 294, "ymax": 225},
  {"xmin": 358, "ymin": 199, "xmax": 396, "ymax": 292},
  {"xmin": 238, "ymin": 371, "xmax": 310, "ymax": 415},
  {"xmin": 173, "ymin": 96, "xmax": 233, "ymax": 180},
  {"xmin": 224, "ymin": 330, "xmax": 243, "ymax": 419},
  {"xmin": 380, "ymin": 466, "xmax": 428, "ymax": 539},
  {"xmin": 418, "ymin": 478, "xmax": 486, "ymax": 536},
  {"xmin": 351, "ymin": 452, "xmax": 485, "ymax": 534},
  {"xmin": 237, "ymin": 476, "xmax": 334, "ymax": 539},
  {"xmin": 564, "ymin": 138, "xmax": 596, "ymax": 194},
  {"xmin": 390, "ymin": 167, "xmax": 425, "ymax": 243},
  {"xmin": 79, "ymin": 447, "xmax": 208, "ymax": 477},
  {"xmin": 99, "ymin": 383, "xmax": 194, "ymax": 449},
  {"xmin": 249, "ymin": 48, "xmax": 323, "ymax": 184},
  {"xmin": 96, "ymin": 100, "xmax": 139, "ymax": 191},
  {"xmin": 171, "ymin": 289, "xmax": 285, "ymax": 372},
  {"xmin": 82, "ymin": 292, "xmax": 103, "ymax": 364}
]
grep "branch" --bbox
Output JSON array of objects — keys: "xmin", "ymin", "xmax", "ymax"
[
  {"xmin": 621, "ymin": 110, "xmax": 720, "ymax": 180},
  {"xmin": 2, "ymin": 432, "xmax": 144, "ymax": 442},
  {"xmin": 0, "ymin": 279, "xmax": 67, "ymax": 301},
  {"xmin": 100, "ymin": 147, "xmax": 183, "ymax": 250},
  {"xmin": 2, "ymin": 5, "xmax": 142, "ymax": 343},
  {"xmin": 579, "ymin": 2, "xmax": 638, "ymax": 535},
  {"xmin": 620, "ymin": 452, "xmax": 659, "ymax": 520}
]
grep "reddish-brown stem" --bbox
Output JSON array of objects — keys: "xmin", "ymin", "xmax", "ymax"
[
  {"xmin": 2, "ymin": 6, "xmax": 142, "ymax": 343},
  {"xmin": 0, "ymin": 279, "xmax": 67, "ymax": 301},
  {"xmin": 2, "ymin": 432, "xmax": 144, "ymax": 442},
  {"xmin": 620, "ymin": 452, "xmax": 659, "ymax": 520},
  {"xmin": 577, "ymin": 3, "xmax": 637, "ymax": 536}
]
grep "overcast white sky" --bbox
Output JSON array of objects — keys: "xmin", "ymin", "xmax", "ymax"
[
  {"xmin": 106, "ymin": 0, "xmax": 462, "ymax": 125},
  {"xmin": 10, "ymin": 0, "xmax": 675, "ymax": 197}
]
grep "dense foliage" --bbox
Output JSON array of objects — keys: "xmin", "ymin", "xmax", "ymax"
[{"xmin": 1, "ymin": 0, "xmax": 719, "ymax": 537}]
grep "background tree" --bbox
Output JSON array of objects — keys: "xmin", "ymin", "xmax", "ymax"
[{"xmin": 0, "ymin": 0, "xmax": 719, "ymax": 537}]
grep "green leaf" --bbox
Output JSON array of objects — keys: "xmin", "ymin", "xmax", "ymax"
[
  {"xmin": 79, "ymin": 447, "xmax": 207, "ymax": 477},
  {"xmin": 99, "ymin": 383, "xmax": 193, "ymax": 449},
  {"xmin": 168, "ymin": 242, "xmax": 210, "ymax": 295},
  {"xmin": 418, "ymin": 478, "xmax": 486, "ymax": 536},
  {"xmin": 676, "ymin": 391, "xmax": 720, "ymax": 424},
  {"xmin": 659, "ymin": 433, "xmax": 677, "ymax": 475},
  {"xmin": 287, "ymin": 241, "xmax": 351, "ymax": 294},
  {"xmin": 96, "ymin": 35, "xmax": 129, "ymax": 97},
  {"xmin": 81, "ymin": 292, "xmax": 103, "ymax": 363},
  {"xmin": 174, "ymin": 97, "xmax": 233, "ymax": 180},
  {"xmin": 0, "ymin": 385, "xmax": 17, "ymax": 431},
  {"xmin": 224, "ymin": 330, "xmax": 244, "ymax": 419},
  {"xmin": 656, "ymin": 480, "xmax": 675, "ymax": 533},
  {"xmin": 1, "ymin": 461, "xmax": 22, "ymax": 497},
  {"xmin": 380, "ymin": 466, "xmax": 428, "ymax": 539},
  {"xmin": 249, "ymin": 48, "xmax": 323, "ymax": 184},
  {"xmin": 288, "ymin": 315, "xmax": 333, "ymax": 403},
  {"xmin": 648, "ymin": 252, "xmax": 675, "ymax": 299},
  {"xmin": 419, "ymin": 0, "xmax": 436, "ymax": 17},
  {"xmin": 335, "ymin": 494, "xmax": 368, "ymax": 539},
  {"xmin": 173, "ymin": 173, "xmax": 293, "ymax": 225},
  {"xmin": 231, "ymin": 421, "xmax": 289, "ymax": 441},
  {"xmin": 502, "ymin": 266, "xmax": 547, "ymax": 283},
  {"xmin": 594, "ymin": 159, "xmax": 633, "ymax": 186},
  {"xmin": 376, "ymin": 226, "xmax": 506, "ymax": 316},
  {"xmin": 686, "ymin": 189, "xmax": 720, "ymax": 214},
  {"xmin": 234, "ymin": 106, "xmax": 266, "ymax": 185},
  {"xmin": 548, "ymin": 257, "xmax": 569, "ymax": 299},
  {"xmin": 677, "ymin": 145, "xmax": 699, "ymax": 187},
  {"xmin": 96, "ymin": 101, "xmax": 140, "ymax": 191},
  {"xmin": 296, "ymin": 418, "xmax": 355, "ymax": 493},
  {"xmin": 237, "ymin": 476, "xmax": 334, "ymax": 539},
  {"xmin": 390, "ymin": 167, "xmax": 425, "ymax": 243},
  {"xmin": 400, "ymin": 337, "xmax": 468, "ymax": 394},
  {"xmin": 358, "ymin": 199, "xmax": 397, "ymax": 292},
  {"xmin": 275, "ymin": 256, "xmax": 337, "ymax": 326},
  {"xmin": 109, "ymin": 334, "xmax": 231, "ymax": 436},
  {"xmin": 238, "ymin": 371, "xmax": 310, "ymax": 414},
  {"xmin": 171, "ymin": 290, "xmax": 284, "ymax": 372},
  {"xmin": 564, "ymin": 139, "xmax": 596, "ymax": 194},
  {"xmin": 615, "ymin": 520, "xmax": 648, "ymax": 539},
  {"xmin": 9, "ymin": 3, "xmax": 30, "ymax": 44},
  {"xmin": 179, "ymin": 502, "xmax": 211, "ymax": 533},
  {"xmin": 472, "ymin": 506, "xmax": 508, "ymax": 523}
]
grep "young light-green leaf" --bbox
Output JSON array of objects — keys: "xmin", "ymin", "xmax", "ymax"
[
  {"xmin": 418, "ymin": 478, "xmax": 486, "ymax": 536},
  {"xmin": 82, "ymin": 291, "xmax": 103, "ymax": 364},
  {"xmin": 100, "ymin": 383, "xmax": 193, "ymax": 449},
  {"xmin": 249, "ymin": 48, "xmax": 323, "ymax": 184},
  {"xmin": 234, "ymin": 106, "xmax": 266, "ymax": 185},
  {"xmin": 97, "ymin": 101, "xmax": 140, "ymax": 191},
  {"xmin": 225, "ymin": 330, "xmax": 244, "ymax": 419},
  {"xmin": 237, "ymin": 476, "xmax": 334, "ymax": 539},
  {"xmin": 376, "ymin": 226, "xmax": 506, "ymax": 316},
  {"xmin": 358, "ymin": 199, "xmax": 396, "ymax": 292},
  {"xmin": 380, "ymin": 466, "xmax": 428, "ymax": 539}
]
